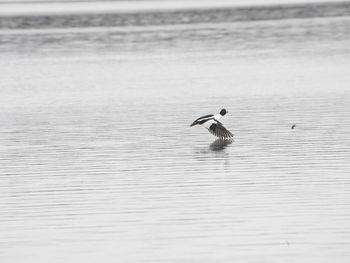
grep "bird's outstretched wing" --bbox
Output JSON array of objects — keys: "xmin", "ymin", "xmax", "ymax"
[{"xmin": 208, "ymin": 121, "xmax": 234, "ymax": 139}]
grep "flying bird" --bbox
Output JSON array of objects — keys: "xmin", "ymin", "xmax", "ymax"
[{"xmin": 190, "ymin": 108, "xmax": 233, "ymax": 139}]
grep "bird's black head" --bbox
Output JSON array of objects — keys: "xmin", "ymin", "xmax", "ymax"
[{"xmin": 220, "ymin": 108, "xmax": 227, "ymax": 116}]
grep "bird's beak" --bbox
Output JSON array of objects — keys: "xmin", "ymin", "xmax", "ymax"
[{"xmin": 190, "ymin": 122, "xmax": 197, "ymax": 127}]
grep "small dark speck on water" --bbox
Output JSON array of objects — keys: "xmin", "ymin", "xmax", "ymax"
[{"xmin": 291, "ymin": 124, "xmax": 296, "ymax": 129}]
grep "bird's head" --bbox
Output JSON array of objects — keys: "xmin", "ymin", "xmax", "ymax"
[{"xmin": 220, "ymin": 108, "xmax": 227, "ymax": 116}]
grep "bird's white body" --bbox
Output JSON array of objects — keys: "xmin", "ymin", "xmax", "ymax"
[
  {"xmin": 202, "ymin": 114, "xmax": 221, "ymax": 129},
  {"xmin": 214, "ymin": 114, "xmax": 222, "ymax": 121}
]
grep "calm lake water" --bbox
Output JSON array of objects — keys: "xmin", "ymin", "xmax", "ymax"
[{"xmin": 1, "ymin": 1, "xmax": 350, "ymax": 262}]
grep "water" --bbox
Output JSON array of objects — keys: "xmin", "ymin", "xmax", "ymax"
[{"xmin": 1, "ymin": 2, "xmax": 350, "ymax": 262}]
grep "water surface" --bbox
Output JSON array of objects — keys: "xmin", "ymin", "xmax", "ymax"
[{"xmin": 1, "ymin": 2, "xmax": 350, "ymax": 263}]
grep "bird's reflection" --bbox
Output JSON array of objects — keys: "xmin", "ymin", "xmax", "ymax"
[{"xmin": 209, "ymin": 138, "xmax": 233, "ymax": 151}]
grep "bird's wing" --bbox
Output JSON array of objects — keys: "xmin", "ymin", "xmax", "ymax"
[
  {"xmin": 208, "ymin": 121, "xmax": 234, "ymax": 138},
  {"xmin": 194, "ymin": 114, "xmax": 214, "ymax": 122}
]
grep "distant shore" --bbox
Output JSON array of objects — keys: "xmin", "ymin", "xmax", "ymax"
[{"xmin": 0, "ymin": 0, "xmax": 349, "ymax": 17}]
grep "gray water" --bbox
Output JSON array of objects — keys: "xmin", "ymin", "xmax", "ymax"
[{"xmin": 1, "ymin": 2, "xmax": 350, "ymax": 263}]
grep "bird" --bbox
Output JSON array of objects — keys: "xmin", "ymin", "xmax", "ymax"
[{"xmin": 190, "ymin": 108, "xmax": 233, "ymax": 139}]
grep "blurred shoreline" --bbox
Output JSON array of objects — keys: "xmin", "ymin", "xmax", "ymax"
[
  {"xmin": 1, "ymin": 0, "xmax": 350, "ymax": 17},
  {"xmin": 1, "ymin": 1, "xmax": 350, "ymax": 30}
]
